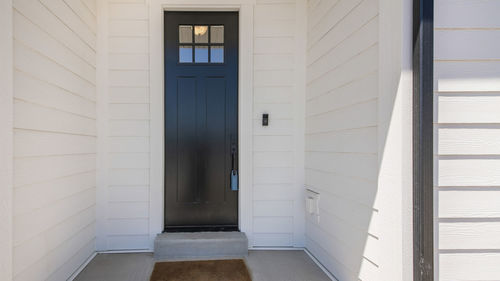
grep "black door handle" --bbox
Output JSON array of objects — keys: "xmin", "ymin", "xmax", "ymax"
[{"xmin": 230, "ymin": 143, "xmax": 238, "ymax": 191}]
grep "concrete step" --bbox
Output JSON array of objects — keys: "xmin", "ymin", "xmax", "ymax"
[{"xmin": 154, "ymin": 232, "xmax": 248, "ymax": 260}]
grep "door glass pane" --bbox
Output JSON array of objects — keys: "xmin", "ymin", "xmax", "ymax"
[
  {"xmin": 210, "ymin": 26, "xmax": 224, "ymax": 43},
  {"xmin": 211, "ymin": 46, "xmax": 224, "ymax": 63},
  {"xmin": 195, "ymin": 46, "xmax": 208, "ymax": 63},
  {"xmin": 179, "ymin": 46, "xmax": 192, "ymax": 63},
  {"xmin": 179, "ymin": 25, "xmax": 192, "ymax": 43},
  {"xmin": 194, "ymin": 26, "xmax": 208, "ymax": 43}
]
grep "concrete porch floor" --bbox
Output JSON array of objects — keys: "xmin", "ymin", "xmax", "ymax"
[{"xmin": 74, "ymin": 250, "xmax": 332, "ymax": 281}]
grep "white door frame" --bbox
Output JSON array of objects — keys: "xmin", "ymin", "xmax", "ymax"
[{"xmin": 149, "ymin": 0, "xmax": 255, "ymax": 249}]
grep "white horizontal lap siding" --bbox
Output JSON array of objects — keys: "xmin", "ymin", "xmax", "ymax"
[
  {"xmin": 252, "ymin": 0, "xmax": 298, "ymax": 247},
  {"xmin": 435, "ymin": 0, "xmax": 500, "ymax": 280},
  {"xmin": 105, "ymin": 0, "xmax": 150, "ymax": 251},
  {"xmin": 305, "ymin": 0, "xmax": 379, "ymax": 280},
  {"xmin": 12, "ymin": 0, "xmax": 97, "ymax": 280}
]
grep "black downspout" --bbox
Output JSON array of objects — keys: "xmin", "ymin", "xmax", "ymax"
[{"xmin": 413, "ymin": 0, "xmax": 434, "ymax": 280}]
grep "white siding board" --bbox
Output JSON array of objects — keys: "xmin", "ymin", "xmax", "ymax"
[
  {"xmin": 253, "ymin": 167, "xmax": 294, "ymax": 184},
  {"xmin": 108, "ymin": 202, "xmax": 148, "ymax": 219},
  {"xmin": 109, "ymin": 120, "xmax": 149, "ymax": 137},
  {"xmin": 109, "ymin": 70, "xmax": 149, "ymax": 87},
  {"xmin": 14, "ymin": 42, "xmax": 95, "ymax": 101},
  {"xmin": 253, "ymin": 86, "xmax": 293, "ymax": 103},
  {"xmin": 306, "ymin": 73, "xmax": 378, "ymax": 116},
  {"xmin": 107, "ymin": 219, "xmax": 148, "ymax": 235},
  {"xmin": 306, "ymin": 222, "xmax": 378, "ymax": 280},
  {"xmin": 14, "ymin": 72, "xmax": 96, "ymax": 118},
  {"xmin": 253, "ymin": 217, "xmax": 294, "ymax": 233},
  {"xmin": 435, "ymin": 30, "xmax": 500, "ymax": 61},
  {"xmin": 435, "ymin": 0, "xmax": 500, "ymax": 28},
  {"xmin": 14, "ymin": 130, "xmax": 95, "ymax": 157},
  {"xmin": 109, "ymin": 37, "xmax": 148, "ymax": 53},
  {"xmin": 307, "ymin": 0, "xmax": 339, "ymax": 31},
  {"xmin": 14, "ymin": 100, "xmax": 96, "ymax": 136},
  {"xmin": 437, "ymin": 95, "xmax": 500, "ymax": 124},
  {"xmin": 305, "ymin": 99, "xmax": 378, "ymax": 134},
  {"xmin": 254, "ymin": 37, "xmax": 295, "ymax": 54},
  {"xmin": 307, "ymin": 45, "xmax": 379, "ymax": 99},
  {"xmin": 253, "ymin": 119, "xmax": 294, "ymax": 136},
  {"xmin": 109, "ymin": 169, "xmax": 149, "ymax": 186},
  {"xmin": 12, "ymin": 0, "xmax": 96, "ymax": 277},
  {"xmin": 438, "ymin": 127, "xmax": 500, "ymax": 155},
  {"xmin": 13, "ymin": 0, "xmax": 96, "ymax": 66},
  {"xmin": 14, "ymin": 172, "xmax": 95, "ymax": 216},
  {"xmin": 109, "ymin": 4, "xmax": 148, "ymax": 20},
  {"xmin": 438, "ymin": 158, "xmax": 500, "ymax": 187},
  {"xmin": 39, "ymin": 0, "xmax": 96, "ymax": 48},
  {"xmin": 435, "ymin": 4, "xmax": 500, "ymax": 279},
  {"xmin": 108, "ymin": 186, "xmax": 149, "ymax": 202},
  {"xmin": 434, "ymin": 61, "xmax": 500, "ymax": 93},
  {"xmin": 254, "ymin": 18, "xmax": 295, "ymax": 37},
  {"xmin": 109, "ymin": 103, "xmax": 149, "ymax": 120},
  {"xmin": 306, "ymin": 169, "xmax": 377, "ymax": 207},
  {"xmin": 439, "ymin": 222, "xmax": 500, "ymax": 250},
  {"xmin": 307, "ymin": 18, "xmax": 378, "ymax": 83},
  {"xmin": 109, "ymin": 20, "xmax": 148, "ymax": 37},
  {"xmin": 108, "ymin": 137, "xmax": 149, "ymax": 153},
  {"xmin": 14, "ymin": 154, "xmax": 96, "ymax": 187},
  {"xmin": 305, "ymin": 127, "xmax": 377, "ymax": 153},
  {"xmin": 439, "ymin": 189, "xmax": 500, "ymax": 218},
  {"xmin": 254, "ymin": 151, "xmax": 293, "ymax": 167},
  {"xmin": 253, "ymin": 135, "xmax": 293, "ymax": 152},
  {"xmin": 306, "ymin": 152, "xmax": 377, "ymax": 181},
  {"xmin": 253, "ymin": 201, "xmax": 294, "ymax": 217},
  {"xmin": 13, "ymin": 187, "xmax": 95, "ymax": 246},
  {"xmin": 109, "ymin": 53, "xmax": 149, "ymax": 70},
  {"xmin": 106, "ymin": 235, "xmax": 149, "ymax": 250},
  {"xmin": 254, "ymin": 70, "xmax": 294, "ymax": 87},
  {"xmin": 254, "ymin": 4, "xmax": 295, "ymax": 20},
  {"xmin": 307, "ymin": 0, "xmax": 378, "ymax": 63},
  {"xmin": 439, "ymin": 253, "xmax": 500, "ymax": 281},
  {"xmin": 306, "ymin": 0, "xmax": 379, "ymax": 278},
  {"xmin": 307, "ymin": 0, "xmax": 363, "ymax": 49},
  {"xmin": 253, "ymin": 184, "xmax": 295, "ymax": 201},
  {"xmin": 14, "ymin": 11, "xmax": 95, "ymax": 84},
  {"xmin": 64, "ymin": 0, "xmax": 97, "ymax": 33},
  {"xmin": 254, "ymin": 54, "xmax": 294, "ymax": 71},
  {"xmin": 253, "ymin": 233, "xmax": 293, "ymax": 246},
  {"xmin": 109, "ymin": 153, "xmax": 149, "ymax": 169},
  {"xmin": 109, "ymin": 87, "xmax": 149, "ymax": 103},
  {"xmin": 253, "ymin": 103, "xmax": 293, "ymax": 119},
  {"xmin": 82, "ymin": 0, "xmax": 96, "ymax": 16},
  {"xmin": 47, "ymin": 239, "xmax": 95, "ymax": 281}
]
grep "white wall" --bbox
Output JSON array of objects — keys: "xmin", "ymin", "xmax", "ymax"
[
  {"xmin": 97, "ymin": 0, "xmax": 151, "ymax": 251},
  {"xmin": 97, "ymin": 0, "xmax": 306, "ymax": 250},
  {"xmin": 252, "ymin": 0, "xmax": 305, "ymax": 247},
  {"xmin": 434, "ymin": 0, "xmax": 500, "ymax": 280},
  {"xmin": 1, "ymin": 1, "xmax": 14, "ymax": 281},
  {"xmin": 305, "ymin": 0, "xmax": 380, "ymax": 280},
  {"xmin": 305, "ymin": 0, "xmax": 414, "ymax": 280},
  {"xmin": 12, "ymin": 0, "xmax": 97, "ymax": 280}
]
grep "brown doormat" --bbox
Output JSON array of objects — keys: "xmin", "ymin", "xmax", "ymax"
[{"xmin": 150, "ymin": 259, "xmax": 252, "ymax": 281}]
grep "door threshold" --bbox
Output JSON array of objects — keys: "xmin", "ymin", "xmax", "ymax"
[{"xmin": 164, "ymin": 225, "xmax": 239, "ymax": 233}]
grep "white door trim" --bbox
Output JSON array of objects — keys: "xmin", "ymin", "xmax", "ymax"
[{"xmin": 149, "ymin": 0, "xmax": 255, "ymax": 249}]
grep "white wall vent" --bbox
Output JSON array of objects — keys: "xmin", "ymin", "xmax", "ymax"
[{"xmin": 306, "ymin": 188, "xmax": 320, "ymax": 223}]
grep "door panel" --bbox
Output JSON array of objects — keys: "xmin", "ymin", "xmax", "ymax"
[{"xmin": 164, "ymin": 12, "xmax": 238, "ymax": 231}]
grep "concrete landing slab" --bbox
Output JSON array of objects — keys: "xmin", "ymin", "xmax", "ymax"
[{"xmin": 154, "ymin": 232, "xmax": 248, "ymax": 260}]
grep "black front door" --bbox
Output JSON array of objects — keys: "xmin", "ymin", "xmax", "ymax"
[{"xmin": 164, "ymin": 12, "xmax": 238, "ymax": 232}]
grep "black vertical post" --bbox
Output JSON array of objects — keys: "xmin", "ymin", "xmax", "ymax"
[{"xmin": 413, "ymin": 0, "xmax": 434, "ymax": 280}]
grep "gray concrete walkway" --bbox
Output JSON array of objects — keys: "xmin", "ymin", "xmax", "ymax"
[{"xmin": 74, "ymin": 250, "xmax": 332, "ymax": 281}]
